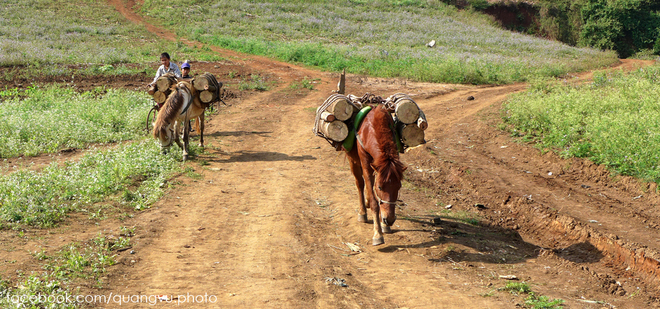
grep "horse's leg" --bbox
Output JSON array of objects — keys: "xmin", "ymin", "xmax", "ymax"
[
  {"xmin": 361, "ymin": 160, "xmax": 384, "ymax": 246},
  {"xmin": 174, "ymin": 121, "xmax": 184, "ymax": 150},
  {"xmin": 182, "ymin": 119, "xmax": 190, "ymax": 161},
  {"xmin": 197, "ymin": 114, "xmax": 204, "ymax": 148},
  {"xmin": 346, "ymin": 148, "xmax": 367, "ymax": 223}
]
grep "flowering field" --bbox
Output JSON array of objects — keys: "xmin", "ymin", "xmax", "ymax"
[
  {"xmin": 0, "ymin": 140, "xmax": 182, "ymax": 228},
  {"xmin": 0, "ymin": 85, "xmax": 186, "ymax": 228},
  {"xmin": 0, "ymin": 86, "xmax": 152, "ymax": 158},
  {"xmin": 140, "ymin": 0, "xmax": 618, "ymax": 84},
  {"xmin": 0, "ymin": 0, "xmax": 220, "ymax": 75},
  {"xmin": 503, "ymin": 65, "xmax": 660, "ymax": 182}
]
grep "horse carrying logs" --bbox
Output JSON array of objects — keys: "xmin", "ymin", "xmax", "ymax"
[
  {"xmin": 148, "ymin": 72, "xmax": 224, "ymax": 107},
  {"xmin": 148, "ymin": 72, "xmax": 224, "ymax": 161},
  {"xmin": 313, "ymin": 89, "xmax": 428, "ymax": 246},
  {"xmin": 313, "ymin": 92, "xmax": 428, "ymax": 152}
]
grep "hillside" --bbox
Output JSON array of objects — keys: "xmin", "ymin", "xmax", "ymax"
[
  {"xmin": 135, "ymin": 0, "xmax": 617, "ymax": 84},
  {"xmin": 2, "ymin": 1, "xmax": 660, "ymax": 309}
]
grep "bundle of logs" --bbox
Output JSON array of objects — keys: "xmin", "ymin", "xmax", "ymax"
[
  {"xmin": 148, "ymin": 72, "xmax": 223, "ymax": 107},
  {"xmin": 313, "ymin": 92, "xmax": 428, "ymax": 151}
]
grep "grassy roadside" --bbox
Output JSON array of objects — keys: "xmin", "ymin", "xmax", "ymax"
[
  {"xmin": 0, "ymin": 84, "xmax": 188, "ymax": 229},
  {"xmin": 0, "ymin": 229, "xmax": 134, "ymax": 309},
  {"xmin": 503, "ymin": 64, "xmax": 660, "ymax": 183},
  {"xmin": 0, "ymin": 140, "xmax": 183, "ymax": 228},
  {"xmin": 139, "ymin": 0, "xmax": 617, "ymax": 84},
  {"xmin": 0, "ymin": 86, "xmax": 154, "ymax": 158}
]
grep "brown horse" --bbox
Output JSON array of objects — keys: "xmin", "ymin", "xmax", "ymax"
[
  {"xmin": 346, "ymin": 104, "xmax": 406, "ymax": 246},
  {"xmin": 152, "ymin": 80, "xmax": 205, "ymax": 161}
]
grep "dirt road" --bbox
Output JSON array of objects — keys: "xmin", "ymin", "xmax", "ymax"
[{"xmin": 8, "ymin": 1, "xmax": 660, "ymax": 308}]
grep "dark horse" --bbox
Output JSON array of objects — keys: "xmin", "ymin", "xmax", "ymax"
[{"xmin": 346, "ymin": 104, "xmax": 406, "ymax": 246}]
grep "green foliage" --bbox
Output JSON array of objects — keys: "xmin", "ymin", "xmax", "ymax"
[
  {"xmin": 289, "ymin": 77, "xmax": 317, "ymax": 90},
  {"xmin": 535, "ymin": 0, "xmax": 583, "ymax": 45},
  {"xmin": 439, "ymin": 209, "xmax": 481, "ymax": 226},
  {"xmin": 500, "ymin": 282, "xmax": 564, "ymax": 309},
  {"xmin": 525, "ymin": 294, "xmax": 565, "ymax": 309},
  {"xmin": 534, "ymin": 0, "xmax": 660, "ymax": 58},
  {"xmin": 655, "ymin": 36, "xmax": 660, "ymax": 55},
  {"xmin": 0, "ymin": 232, "xmax": 132, "ymax": 308},
  {"xmin": 0, "ymin": 141, "xmax": 181, "ymax": 228},
  {"xmin": 501, "ymin": 282, "xmax": 532, "ymax": 294},
  {"xmin": 238, "ymin": 74, "xmax": 270, "ymax": 91},
  {"xmin": 0, "ymin": 274, "xmax": 74, "ymax": 309},
  {"xmin": 503, "ymin": 64, "xmax": 660, "ymax": 183},
  {"xmin": 0, "ymin": 85, "xmax": 151, "ymax": 158}
]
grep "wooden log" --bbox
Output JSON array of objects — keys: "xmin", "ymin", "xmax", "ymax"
[
  {"xmin": 337, "ymin": 68, "xmax": 346, "ymax": 95},
  {"xmin": 320, "ymin": 111, "xmax": 336, "ymax": 122},
  {"xmin": 203, "ymin": 84, "xmax": 217, "ymax": 93},
  {"xmin": 156, "ymin": 75, "xmax": 176, "ymax": 92},
  {"xmin": 399, "ymin": 123, "xmax": 425, "ymax": 148},
  {"xmin": 417, "ymin": 110, "xmax": 428, "ymax": 131},
  {"xmin": 153, "ymin": 91, "xmax": 167, "ymax": 104},
  {"xmin": 199, "ymin": 90, "xmax": 217, "ymax": 103},
  {"xmin": 147, "ymin": 85, "xmax": 156, "ymax": 96},
  {"xmin": 324, "ymin": 98, "xmax": 354, "ymax": 121},
  {"xmin": 319, "ymin": 120, "xmax": 349, "ymax": 142},
  {"xmin": 395, "ymin": 98, "xmax": 420, "ymax": 124},
  {"xmin": 193, "ymin": 73, "xmax": 217, "ymax": 92}
]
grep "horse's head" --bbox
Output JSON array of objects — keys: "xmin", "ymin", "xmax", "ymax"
[
  {"xmin": 154, "ymin": 123, "xmax": 175, "ymax": 153},
  {"xmin": 373, "ymin": 160, "xmax": 406, "ymax": 227}
]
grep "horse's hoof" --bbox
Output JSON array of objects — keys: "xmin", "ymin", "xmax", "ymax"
[
  {"xmin": 182, "ymin": 155, "xmax": 188, "ymax": 161},
  {"xmin": 372, "ymin": 237, "xmax": 384, "ymax": 246},
  {"xmin": 357, "ymin": 214, "xmax": 368, "ymax": 223},
  {"xmin": 382, "ymin": 225, "xmax": 392, "ymax": 234}
]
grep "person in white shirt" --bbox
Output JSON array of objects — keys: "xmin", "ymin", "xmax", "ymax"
[{"xmin": 149, "ymin": 52, "xmax": 181, "ymax": 86}]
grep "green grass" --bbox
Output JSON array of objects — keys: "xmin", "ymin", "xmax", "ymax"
[
  {"xmin": 138, "ymin": 0, "xmax": 617, "ymax": 84},
  {"xmin": 503, "ymin": 64, "xmax": 660, "ymax": 183},
  {"xmin": 0, "ymin": 141, "xmax": 182, "ymax": 228},
  {"xmin": 238, "ymin": 74, "xmax": 271, "ymax": 91},
  {"xmin": 1, "ymin": 231, "xmax": 133, "ymax": 308},
  {"xmin": 501, "ymin": 282, "xmax": 532, "ymax": 294},
  {"xmin": 0, "ymin": 85, "xmax": 152, "ymax": 158},
  {"xmin": 439, "ymin": 209, "xmax": 481, "ymax": 226},
  {"xmin": 500, "ymin": 282, "xmax": 564, "ymax": 309},
  {"xmin": 289, "ymin": 77, "xmax": 317, "ymax": 90}
]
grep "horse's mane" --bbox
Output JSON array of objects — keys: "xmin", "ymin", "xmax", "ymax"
[
  {"xmin": 370, "ymin": 105, "xmax": 405, "ymax": 184},
  {"xmin": 152, "ymin": 86, "xmax": 184, "ymax": 138}
]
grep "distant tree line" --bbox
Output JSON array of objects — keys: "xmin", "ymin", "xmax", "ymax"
[{"xmin": 445, "ymin": 0, "xmax": 660, "ymax": 58}]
